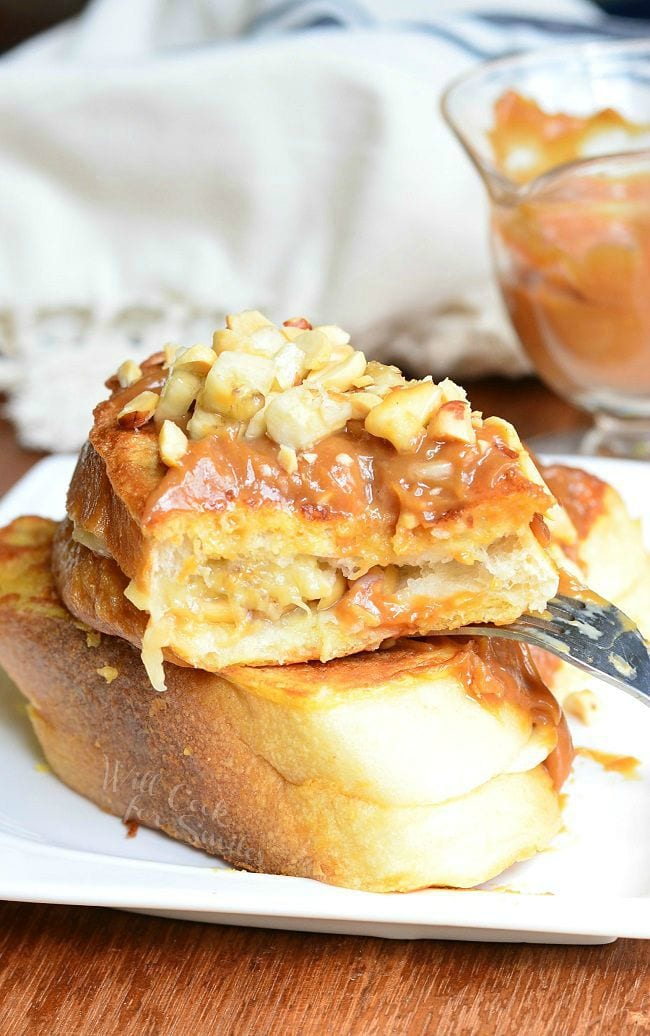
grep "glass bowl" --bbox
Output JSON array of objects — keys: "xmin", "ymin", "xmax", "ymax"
[{"xmin": 442, "ymin": 39, "xmax": 650, "ymax": 458}]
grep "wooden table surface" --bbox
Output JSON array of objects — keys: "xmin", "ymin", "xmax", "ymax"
[{"xmin": 1, "ymin": 380, "xmax": 648, "ymax": 1036}]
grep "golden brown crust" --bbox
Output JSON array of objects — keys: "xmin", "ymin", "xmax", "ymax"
[
  {"xmin": 91, "ymin": 368, "xmax": 166, "ymax": 517},
  {"xmin": 66, "ymin": 440, "xmax": 152, "ymax": 580},
  {"xmin": 1, "ymin": 516, "xmax": 566, "ymax": 891},
  {"xmin": 541, "ymin": 464, "xmax": 608, "ymax": 544},
  {"xmin": 52, "ymin": 517, "xmax": 147, "ymax": 648},
  {"xmin": 0, "ymin": 516, "xmax": 66, "ymax": 619}
]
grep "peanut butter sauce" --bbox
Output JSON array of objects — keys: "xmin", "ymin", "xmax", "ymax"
[
  {"xmin": 529, "ymin": 646, "xmax": 561, "ymax": 685},
  {"xmin": 453, "ymin": 637, "xmax": 574, "ymax": 790},
  {"xmin": 143, "ymin": 416, "xmax": 539, "ymax": 529},
  {"xmin": 92, "ymin": 356, "xmax": 551, "ymax": 538}
]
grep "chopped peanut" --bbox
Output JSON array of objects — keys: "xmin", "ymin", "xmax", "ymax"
[
  {"xmin": 265, "ymin": 386, "xmax": 351, "ymax": 450},
  {"xmin": 163, "ymin": 343, "xmax": 178, "ymax": 367},
  {"xmin": 347, "ymin": 391, "xmax": 383, "ymax": 419},
  {"xmin": 364, "ymin": 382, "xmax": 443, "ymax": 452},
  {"xmin": 247, "ymin": 326, "xmax": 286, "ymax": 357},
  {"xmin": 142, "ymin": 351, "xmax": 166, "ymax": 369},
  {"xmin": 564, "ymin": 689, "xmax": 600, "ymax": 725},
  {"xmin": 226, "ymin": 310, "xmax": 273, "ymax": 336},
  {"xmin": 305, "ymin": 350, "xmax": 367, "ymax": 392},
  {"xmin": 213, "ymin": 328, "xmax": 244, "ymax": 354},
  {"xmin": 283, "ymin": 317, "xmax": 312, "ymax": 330},
  {"xmin": 174, "ymin": 344, "xmax": 217, "ymax": 376},
  {"xmin": 294, "ymin": 330, "xmax": 332, "ymax": 372},
  {"xmin": 187, "ymin": 404, "xmax": 226, "ymax": 440},
  {"xmin": 117, "ymin": 390, "xmax": 159, "ymax": 430},
  {"xmin": 278, "ymin": 444, "xmax": 298, "ymax": 474},
  {"xmin": 202, "ymin": 352, "xmax": 275, "ymax": 416},
  {"xmin": 97, "ymin": 666, "xmax": 119, "ymax": 684},
  {"xmin": 155, "ymin": 369, "xmax": 202, "ymax": 426},
  {"xmin": 427, "ymin": 400, "xmax": 476, "ymax": 444},
  {"xmin": 438, "ymin": 378, "xmax": 468, "ymax": 404},
  {"xmin": 314, "ymin": 325, "xmax": 351, "ymax": 347},
  {"xmin": 273, "ymin": 342, "xmax": 307, "ymax": 390},
  {"xmin": 398, "ymin": 512, "xmax": 419, "ymax": 530},
  {"xmin": 230, "ymin": 387, "xmax": 265, "ymax": 422},
  {"xmin": 244, "ymin": 392, "xmax": 277, "ymax": 440},
  {"xmin": 159, "ymin": 420, "xmax": 189, "ymax": 467},
  {"xmin": 280, "ymin": 324, "xmax": 307, "ymax": 342},
  {"xmin": 364, "ymin": 360, "xmax": 406, "ymax": 396},
  {"xmin": 117, "ymin": 359, "xmax": 142, "ymax": 389}
]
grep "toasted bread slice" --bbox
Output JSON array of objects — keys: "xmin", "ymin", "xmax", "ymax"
[
  {"xmin": 59, "ymin": 313, "xmax": 560, "ymax": 688},
  {"xmin": 1, "ymin": 517, "xmax": 569, "ymax": 892}
]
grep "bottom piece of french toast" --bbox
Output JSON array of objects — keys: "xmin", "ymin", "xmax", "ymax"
[{"xmin": 0, "ymin": 516, "xmax": 565, "ymax": 892}]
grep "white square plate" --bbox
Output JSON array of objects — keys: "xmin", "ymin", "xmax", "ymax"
[{"xmin": 1, "ymin": 454, "xmax": 649, "ymax": 944}]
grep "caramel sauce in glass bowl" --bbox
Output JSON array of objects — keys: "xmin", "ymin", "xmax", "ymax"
[
  {"xmin": 441, "ymin": 41, "xmax": 650, "ymax": 457},
  {"xmin": 490, "ymin": 92, "xmax": 650, "ymax": 450}
]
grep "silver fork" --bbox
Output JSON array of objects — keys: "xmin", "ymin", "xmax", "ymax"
[{"xmin": 447, "ymin": 594, "xmax": 650, "ymax": 707}]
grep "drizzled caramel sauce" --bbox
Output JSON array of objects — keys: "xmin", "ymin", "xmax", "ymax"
[
  {"xmin": 461, "ymin": 638, "xmax": 560, "ymax": 723},
  {"xmin": 144, "ymin": 420, "xmax": 541, "ymax": 529},
  {"xmin": 334, "ymin": 568, "xmax": 478, "ymax": 631},
  {"xmin": 556, "ymin": 570, "xmax": 610, "ymax": 609},
  {"xmin": 544, "ymin": 718, "xmax": 574, "ymax": 792},
  {"xmin": 576, "ymin": 746, "xmax": 641, "ymax": 779},
  {"xmin": 529, "ymin": 645, "xmax": 561, "ymax": 686},
  {"xmin": 90, "ymin": 356, "xmax": 551, "ymax": 539},
  {"xmin": 454, "ymin": 637, "xmax": 573, "ymax": 790}
]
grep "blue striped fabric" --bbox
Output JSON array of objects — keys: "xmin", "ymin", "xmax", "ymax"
[{"xmin": 245, "ymin": 1, "xmax": 650, "ymax": 58}]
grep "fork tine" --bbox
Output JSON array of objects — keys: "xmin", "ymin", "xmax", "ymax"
[
  {"xmin": 547, "ymin": 593, "xmax": 642, "ymax": 651},
  {"xmin": 525, "ymin": 594, "xmax": 650, "ymax": 704},
  {"xmin": 542, "ymin": 596, "xmax": 577, "ymax": 619}
]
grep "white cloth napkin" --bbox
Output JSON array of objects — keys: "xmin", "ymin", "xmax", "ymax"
[{"xmin": 0, "ymin": 0, "xmax": 626, "ymax": 450}]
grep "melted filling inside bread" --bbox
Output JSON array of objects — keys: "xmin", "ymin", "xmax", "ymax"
[
  {"xmin": 121, "ymin": 529, "xmax": 557, "ymax": 690},
  {"xmin": 189, "ymin": 553, "xmax": 345, "ymax": 622}
]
